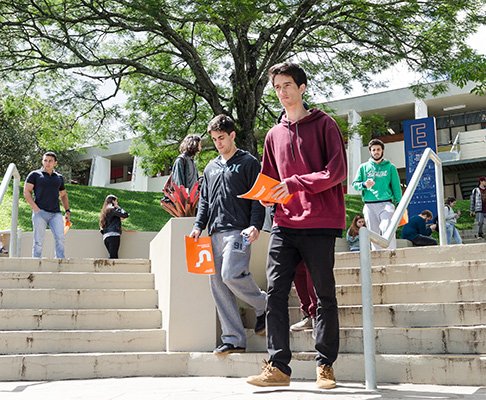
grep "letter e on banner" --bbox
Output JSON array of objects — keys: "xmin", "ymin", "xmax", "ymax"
[
  {"xmin": 411, "ymin": 122, "xmax": 428, "ymax": 148},
  {"xmin": 185, "ymin": 235, "xmax": 215, "ymax": 275}
]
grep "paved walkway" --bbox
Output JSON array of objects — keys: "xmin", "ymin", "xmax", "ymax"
[{"xmin": 0, "ymin": 377, "xmax": 484, "ymax": 400}]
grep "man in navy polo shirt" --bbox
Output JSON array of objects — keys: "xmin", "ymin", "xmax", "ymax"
[{"xmin": 24, "ymin": 151, "xmax": 71, "ymax": 258}]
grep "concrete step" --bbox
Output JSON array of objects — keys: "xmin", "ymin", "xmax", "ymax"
[
  {"xmin": 0, "ymin": 272, "xmax": 154, "ymax": 289},
  {"xmin": 334, "ymin": 242, "xmax": 486, "ymax": 268},
  {"xmin": 246, "ymin": 324, "xmax": 486, "ymax": 354},
  {"xmin": 0, "ymin": 258, "xmax": 151, "ymax": 273},
  {"xmin": 0, "ymin": 329, "xmax": 166, "ymax": 354},
  {"xmin": 340, "ymin": 326, "xmax": 486, "ymax": 354},
  {"xmin": 0, "ymin": 309, "xmax": 162, "ymax": 330},
  {"xmin": 338, "ymin": 302, "xmax": 486, "ymax": 328},
  {"xmin": 335, "ymin": 260, "xmax": 485, "ymax": 285},
  {"xmin": 0, "ymin": 289, "xmax": 158, "ymax": 309},
  {"xmin": 337, "ymin": 279, "xmax": 486, "ymax": 305},
  {"xmin": 244, "ymin": 299, "xmax": 486, "ymax": 329},
  {"xmin": 244, "ymin": 301, "xmax": 486, "ymax": 334},
  {"xmin": 463, "ymin": 237, "xmax": 486, "ymax": 244},
  {"xmin": 0, "ymin": 351, "xmax": 483, "ymax": 385}
]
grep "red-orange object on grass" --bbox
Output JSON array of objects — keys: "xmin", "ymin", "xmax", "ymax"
[
  {"xmin": 238, "ymin": 173, "xmax": 293, "ymax": 204},
  {"xmin": 185, "ymin": 235, "xmax": 215, "ymax": 275},
  {"xmin": 398, "ymin": 210, "xmax": 408, "ymax": 227}
]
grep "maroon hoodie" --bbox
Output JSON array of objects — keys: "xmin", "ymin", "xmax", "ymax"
[{"xmin": 261, "ymin": 108, "xmax": 347, "ymax": 230}]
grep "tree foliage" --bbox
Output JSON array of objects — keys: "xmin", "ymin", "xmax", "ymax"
[
  {"xmin": 0, "ymin": 99, "xmax": 41, "ymax": 178},
  {"xmin": 0, "ymin": 0, "xmax": 485, "ymax": 172},
  {"xmin": 356, "ymin": 113, "xmax": 390, "ymax": 143},
  {"xmin": 0, "ymin": 93, "xmax": 95, "ymax": 179}
]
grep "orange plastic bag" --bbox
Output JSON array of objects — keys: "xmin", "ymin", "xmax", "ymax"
[{"xmin": 185, "ymin": 235, "xmax": 215, "ymax": 275}]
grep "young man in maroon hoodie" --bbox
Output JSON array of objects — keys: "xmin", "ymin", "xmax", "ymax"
[{"xmin": 247, "ymin": 62, "xmax": 347, "ymax": 389}]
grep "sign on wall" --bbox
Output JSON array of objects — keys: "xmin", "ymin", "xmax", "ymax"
[{"xmin": 403, "ymin": 117, "xmax": 438, "ymax": 218}]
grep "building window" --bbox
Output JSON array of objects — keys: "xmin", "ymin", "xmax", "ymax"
[{"xmin": 436, "ymin": 110, "xmax": 486, "ymax": 148}]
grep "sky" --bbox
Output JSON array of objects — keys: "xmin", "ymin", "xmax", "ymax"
[{"xmin": 327, "ymin": 25, "xmax": 486, "ymax": 101}]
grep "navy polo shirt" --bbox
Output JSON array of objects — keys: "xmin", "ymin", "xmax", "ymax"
[{"xmin": 25, "ymin": 168, "xmax": 65, "ymax": 213}]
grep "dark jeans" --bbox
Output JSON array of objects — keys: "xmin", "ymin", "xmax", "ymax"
[
  {"xmin": 266, "ymin": 231, "xmax": 339, "ymax": 377},
  {"xmin": 104, "ymin": 236, "xmax": 121, "ymax": 258},
  {"xmin": 411, "ymin": 234, "xmax": 437, "ymax": 246}
]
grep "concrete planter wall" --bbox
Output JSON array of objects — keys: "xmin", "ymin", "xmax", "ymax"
[
  {"xmin": 150, "ymin": 217, "xmax": 217, "ymax": 352},
  {"xmin": 19, "ymin": 230, "xmax": 157, "ymax": 259}
]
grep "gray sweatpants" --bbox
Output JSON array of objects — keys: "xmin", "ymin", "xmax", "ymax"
[
  {"xmin": 476, "ymin": 212, "xmax": 485, "ymax": 237},
  {"xmin": 209, "ymin": 230, "xmax": 267, "ymax": 348},
  {"xmin": 363, "ymin": 201, "xmax": 397, "ymax": 250}
]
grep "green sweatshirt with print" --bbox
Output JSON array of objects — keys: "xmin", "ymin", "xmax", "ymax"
[{"xmin": 352, "ymin": 158, "xmax": 402, "ymax": 203}]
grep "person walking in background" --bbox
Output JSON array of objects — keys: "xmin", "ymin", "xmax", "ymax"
[
  {"xmin": 470, "ymin": 176, "xmax": 486, "ymax": 239},
  {"xmin": 346, "ymin": 214, "xmax": 366, "ymax": 252},
  {"xmin": 190, "ymin": 114, "xmax": 267, "ymax": 357},
  {"xmin": 99, "ymin": 195, "xmax": 129, "ymax": 259},
  {"xmin": 290, "ymin": 261, "xmax": 317, "ymax": 332},
  {"xmin": 0, "ymin": 233, "xmax": 7, "ymax": 254},
  {"xmin": 445, "ymin": 197, "xmax": 462, "ymax": 245},
  {"xmin": 352, "ymin": 139, "xmax": 402, "ymax": 250},
  {"xmin": 23, "ymin": 151, "xmax": 71, "ymax": 258},
  {"xmin": 247, "ymin": 62, "xmax": 347, "ymax": 389},
  {"xmin": 401, "ymin": 210, "xmax": 437, "ymax": 246},
  {"xmin": 171, "ymin": 134, "xmax": 201, "ymax": 192}
]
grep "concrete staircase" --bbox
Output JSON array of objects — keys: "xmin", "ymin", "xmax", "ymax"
[
  {"xmin": 0, "ymin": 257, "xmax": 166, "ymax": 380},
  {"xmin": 243, "ymin": 242, "xmax": 486, "ymax": 385},
  {"xmin": 1, "ymin": 243, "xmax": 485, "ymax": 385}
]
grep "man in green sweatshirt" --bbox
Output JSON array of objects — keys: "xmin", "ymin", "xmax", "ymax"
[{"xmin": 352, "ymin": 139, "xmax": 402, "ymax": 250}]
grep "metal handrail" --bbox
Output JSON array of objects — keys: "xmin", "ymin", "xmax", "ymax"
[
  {"xmin": 358, "ymin": 147, "xmax": 446, "ymax": 391},
  {"xmin": 0, "ymin": 163, "xmax": 21, "ymax": 257},
  {"xmin": 450, "ymin": 132, "xmax": 461, "ymax": 153}
]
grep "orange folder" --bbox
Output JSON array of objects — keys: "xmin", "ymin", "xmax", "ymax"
[
  {"xmin": 238, "ymin": 173, "xmax": 293, "ymax": 204},
  {"xmin": 185, "ymin": 235, "xmax": 215, "ymax": 275}
]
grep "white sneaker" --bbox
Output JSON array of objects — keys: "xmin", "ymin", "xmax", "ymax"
[
  {"xmin": 290, "ymin": 315, "xmax": 313, "ymax": 331},
  {"xmin": 0, "ymin": 247, "xmax": 7, "ymax": 254}
]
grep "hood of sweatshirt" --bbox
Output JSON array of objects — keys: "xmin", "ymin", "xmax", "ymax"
[
  {"xmin": 278, "ymin": 109, "xmax": 327, "ymax": 161},
  {"xmin": 368, "ymin": 157, "xmax": 392, "ymax": 167}
]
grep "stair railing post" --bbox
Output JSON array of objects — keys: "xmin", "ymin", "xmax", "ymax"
[
  {"xmin": 10, "ymin": 171, "xmax": 20, "ymax": 257},
  {"xmin": 0, "ymin": 163, "xmax": 21, "ymax": 258},
  {"xmin": 359, "ymin": 226, "xmax": 377, "ymax": 391},
  {"xmin": 431, "ymin": 152, "xmax": 447, "ymax": 246},
  {"xmin": 358, "ymin": 148, "xmax": 444, "ymax": 390}
]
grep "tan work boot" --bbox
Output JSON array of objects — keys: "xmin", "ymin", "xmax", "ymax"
[
  {"xmin": 247, "ymin": 360, "xmax": 290, "ymax": 387},
  {"xmin": 316, "ymin": 365, "xmax": 336, "ymax": 389}
]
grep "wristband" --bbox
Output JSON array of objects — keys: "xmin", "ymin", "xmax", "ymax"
[{"xmin": 65, "ymin": 209, "xmax": 71, "ymax": 213}]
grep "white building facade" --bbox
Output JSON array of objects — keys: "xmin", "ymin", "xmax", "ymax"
[
  {"xmin": 326, "ymin": 81, "xmax": 486, "ymax": 200},
  {"xmin": 77, "ymin": 82, "xmax": 486, "ymax": 198}
]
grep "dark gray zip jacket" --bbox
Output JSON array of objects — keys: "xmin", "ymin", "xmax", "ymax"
[{"xmin": 194, "ymin": 149, "xmax": 265, "ymax": 235}]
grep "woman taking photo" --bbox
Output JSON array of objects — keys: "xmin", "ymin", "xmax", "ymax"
[{"xmin": 99, "ymin": 195, "xmax": 129, "ymax": 259}]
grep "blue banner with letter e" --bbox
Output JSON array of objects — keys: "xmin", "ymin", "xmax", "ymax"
[{"xmin": 403, "ymin": 117, "xmax": 438, "ymax": 219}]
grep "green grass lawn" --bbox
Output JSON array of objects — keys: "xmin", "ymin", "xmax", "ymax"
[
  {"xmin": 0, "ymin": 181, "xmax": 172, "ymax": 232},
  {"xmin": 0, "ymin": 178, "xmax": 476, "ymax": 236}
]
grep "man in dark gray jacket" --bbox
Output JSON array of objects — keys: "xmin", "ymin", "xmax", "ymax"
[{"xmin": 190, "ymin": 114, "xmax": 266, "ymax": 356}]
